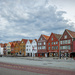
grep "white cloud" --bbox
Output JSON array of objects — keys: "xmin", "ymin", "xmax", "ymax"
[{"xmin": 0, "ymin": 0, "xmax": 75, "ymax": 43}]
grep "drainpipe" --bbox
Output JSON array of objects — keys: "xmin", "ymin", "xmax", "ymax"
[{"xmin": 59, "ymin": 39, "xmax": 61, "ymax": 59}]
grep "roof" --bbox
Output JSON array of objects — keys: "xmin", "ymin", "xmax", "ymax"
[
  {"xmin": 53, "ymin": 33, "xmax": 62, "ymax": 39},
  {"xmin": 42, "ymin": 34, "xmax": 49, "ymax": 40},
  {"xmin": 22, "ymin": 39, "xmax": 28, "ymax": 44},
  {"xmin": 0, "ymin": 44, "xmax": 4, "ymax": 47},
  {"xmin": 29, "ymin": 40, "xmax": 33, "ymax": 43},
  {"xmin": 34, "ymin": 39, "xmax": 37, "ymax": 42},
  {"xmin": 66, "ymin": 29, "xmax": 75, "ymax": 38},
  {"xmin": 9, "ymin": 42, "xmax": 13, "ymax": 45}
]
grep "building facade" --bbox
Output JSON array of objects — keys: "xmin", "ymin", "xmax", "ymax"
[
  {"xmin": 19, "ymin": 39, "xmax": 27, "ymax": 56},
  {"xmin": 47, "ymin": 33, "xmax": 61, "ymax": 57},
  {"xmin": 26, "ymin": 40, "xmax": 32, "ymax": 56},
  {"xmin": 14, "ymin": 42, "xmax": 20, "ymax": 56},
  {"xmin": 60, "ymin": 29, "xmax": 75, "ymax": 58},
  {"xmin": 3, "ymin": 43, "xmax": 7, "ymax": 56},
  {"xmin": 37, "ymin": 34, "xmax": 49, "ymax": 57},
  {"xmin": 32, "ymin": 39, "xmax": 37, "ymax": 57},
  {"xmin": 6, "ymin": 42, "xmax": 12, "ymax": 55},
  {"xmin": 11, "ymin": 43, "xmax": 16, "ymax": 56},
  {"xmin": 26, "ymin": 39, "xmax": 37, "ymax": 57},
  {"xmin": 0, "ymin": 44, "xmax": 4, "ymax": 56}
]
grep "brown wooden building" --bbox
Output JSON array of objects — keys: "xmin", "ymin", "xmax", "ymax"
[
  {"xmin": 60, "ymin": 29, "xmax": 75, "ymax": 58},
  {"xmin": 37, "ymin": 34, "xmax": 49, "ymax": 57},
  {"xmin": 47, "ymin": 33, "xmax": 61, "ymax": 57}
]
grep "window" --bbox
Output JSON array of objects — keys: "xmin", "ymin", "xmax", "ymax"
[
  {"xmin": 60, "ymin": 46, "xmax": 63, "ymax": 49},
  {"xmin": 56, "ymin": 46, "xmax": 58, "ymax": 49},
  {"xmin": 67, "ymin": 45, "xmax": 71, "ymax": 49},
  {"xmin": 52, "ymin": 46, "xmax": 54, "ymax": 50},
  {"xmin": 42, "ymin": 46, "xmax": 46, "ymax": 49},
  {"xmin": 38, "ymin": 43, "xmax": 42, "ymax": 45},
  {"xmin": 38, "ymin": 47, "xmax": 39, "ymax": 49},
  {"xmin": 60, "ymin": 45, "xmax": 71, "ymax": 50},
  {"xmin": 41, "ymin": 38, "xmax": 42, "ymax": 40},
  {"xmin": 68, "ymin": 40, "xmax": 71, "ymax": 44},
  {"xmin": 44, "ymin": 42, "xmax": 46, "ymax": 45},
  {"xmin": 38, "ymin": 43, "xmax": 39, "ymax": 45},
  {"xmin": 49, "ymin": 47, "xmax": 50, "ymax": 50},
  {"xmin": 60, "ymin": 41, "xmax": 63, "ymax": 44},
  {"xmin": 64, "ymin": 35, "xmax": 67, "ymax": 39},
  {"xmin": 52, "ymin": 42, "xmax": 53, "ymax": 45},
  {"xmin": 63, "ymin": 40, "xmax": 65, "ymax": 44},
  {"xmin": 64, "ymin": 40, "xmax": 67, "ymax": 44},
  {"xmin": 54, "ymin": 42, "xmax": 55, "ymax": 45},
  {"xmin": 48, "ymin": 43, "xmax": 50, "ymax": 45},
  {"xmin": 56, "ymin": 41, "xmax": 58, "ymax": 44},
  {"xmin": 40, "ymin": 46, "xmax": 41, "ymax": 49},
  {"xmin": 51, "ymin": 38, "xmax": 53, "ymax": 41}
]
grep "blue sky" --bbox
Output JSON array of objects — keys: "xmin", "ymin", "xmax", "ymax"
[{"xmin": 0, "ymin": 0, "xmax": 75, "ymax": 43}]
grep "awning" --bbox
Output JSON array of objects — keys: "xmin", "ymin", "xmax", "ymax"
[{"xmin": 11, "ymin": 51, "xmax": 15, "ymax": 53}]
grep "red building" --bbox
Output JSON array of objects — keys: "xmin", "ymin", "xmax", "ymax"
[
  {"xmin": 47, "ymin": 33, "xmax": 61, "ymax": 57},
  {"xmin": 60, "ymin": 29, "xmax": 75, "ymax": 58},
  {"xmin": 3, "ymin": 43, "xmax": 7, "ymax": 56},
  {"xmin": 11, "ymin": 43, "xmax": 16, "ymax": 56},
  {"xmin": 37, "ymin": 34, "xmax": 49, "ymax": 57}
]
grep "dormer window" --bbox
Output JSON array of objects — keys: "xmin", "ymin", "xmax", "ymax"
[
  {"xmin": 64, "ymin": 35, "xmax": 67, "ymax": 39},
  {"xmin": 22, "ymin": 41, "xmax": 23, "ymax": 43}
]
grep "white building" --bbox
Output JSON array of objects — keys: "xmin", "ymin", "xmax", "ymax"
[
  {"xmin": 26, "ymin": 39, "xmax": 37, "ymax": 57},
  {"xmin": 0, "ymin": 44, "xmax": 4, "ymax": 55}
]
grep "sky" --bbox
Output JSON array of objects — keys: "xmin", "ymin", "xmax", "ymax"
[{"xmin": 0, "ymin": 0, "xmax": 75, "ymax": 43}]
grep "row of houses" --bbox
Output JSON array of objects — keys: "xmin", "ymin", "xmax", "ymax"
[{"xmin": 0, "ymin": 29, "xmax": 75, "ymax": 58}]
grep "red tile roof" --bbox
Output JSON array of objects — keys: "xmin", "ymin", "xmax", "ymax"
[
  {"xmin": 9, "ymin": 42, "xmax": 13, "ymax": 45},
  {"xmin": 22, "ymin": 39, "xmax": 28, "ymax": 44},
  {"xmin": 0, "ymin": 44, "xmax": 4, "ymax": 47},
  {"xmin": 66, "ymin": 29, "xmax": 75, "ymax": 38},
  {"xmin": 42, "ymin": 34, "xmax": 49, "ymax": 40},
  {"xmin": 34, "ymin": 39, "xmax": 37, "ymax": 42},
  {"xmin": 29, "ymin": 40, "xmax": 33, "ymax": 43}
]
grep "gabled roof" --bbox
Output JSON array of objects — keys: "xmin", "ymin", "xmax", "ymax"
[
  {"xmin": 42, "ymin": 34, "xmax": 49, "ymax": 40},
  {"xmin": 4, "ymin": 43, "xmax": 7, "ymax": 46},
  {"xmin": 22, "ymin": 39, "xmax": 28, "ymax": 44},
  {"xmin": 53, "ymin": 33, "xmax": 62, "ymax": 40},
  {"xmin": 0, "ymin": 44, "xmax": 4, "ymax": 47},
  {"xmin": 66, "ymin": 29, "xmax": 75, "ymax": 38},
  {"xmin": 29, "ymin": 40, "xmax": 33, "ymax": 43},
  {"xmin": 9, "ymin": 42, "xmax": 13, "ymax": 45},
  {"xmin": 34, "ymin": 39, "xmax": 37, "ymax": 42}
]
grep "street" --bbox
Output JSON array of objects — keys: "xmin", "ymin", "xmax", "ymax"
[{"xmin": 0, "ymin": 57, "xmax": 75, "ymax": 75}]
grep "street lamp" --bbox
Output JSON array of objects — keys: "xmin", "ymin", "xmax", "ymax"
[{"xmin": 32, "ymin": 46, "xmax": 34, "ymax": 59}]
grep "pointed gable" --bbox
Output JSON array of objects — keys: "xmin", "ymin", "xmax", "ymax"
[
  {"xmin": 66, "ymin": 29, "xmax": 75, "ymax": 38},
  {"xmin": 22, "ymin": 39, "xmax": 28, "ymax": 44},
  {"xmin": 0, "ymin": 44, "xmax": 4, "ymax": 47},
  {"xmin": 60, "ymin": 29, "xmax": 75, "ymax": 40},
  {"xmin": 29, "ymin": 40, "xmax": 33, "ymax": 43},
  {"xmin": 54, "ymin": 33, "xmax": 62, "ymax": 40},
  {"xmin": 34, "ymin": 39, "xmax": 37, "ymax": 42},
  {"xmin": 42, "ymin": 34, "xmax": 49, "ymax": 40}
]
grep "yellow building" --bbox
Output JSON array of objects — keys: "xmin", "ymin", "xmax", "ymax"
[
  {"xmin": 19, "ymin": 39, "xmax": 27, "ymax": 56},
  {"xmin": 6, "ymin": 42, "xmax": 12, "ymax": 55},
  {"xmin": 14, "ymin": 42, "xmax": 20, "ymax": 56}
]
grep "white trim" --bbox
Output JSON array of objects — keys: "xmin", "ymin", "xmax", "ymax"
[
  {"xmin": 59, "ymin": 29, "xmax": 73, "ymax": 40},
  {"xmin": 66, "ymin": 30, "xmax": 73, "ymax": 38}
]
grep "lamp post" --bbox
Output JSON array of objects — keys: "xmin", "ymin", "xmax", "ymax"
[{"xmin": 32, "ymin": 46, "xmax": 34, "ymax": 59}]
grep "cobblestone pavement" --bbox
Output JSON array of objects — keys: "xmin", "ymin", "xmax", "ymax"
[
  {"xmin": 0, "ymin": 57, "xmax": 75, "ymax": 71},
  {"xmin": 0, "ymin": 62, "xmax": 75, "ymax": 75}
]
